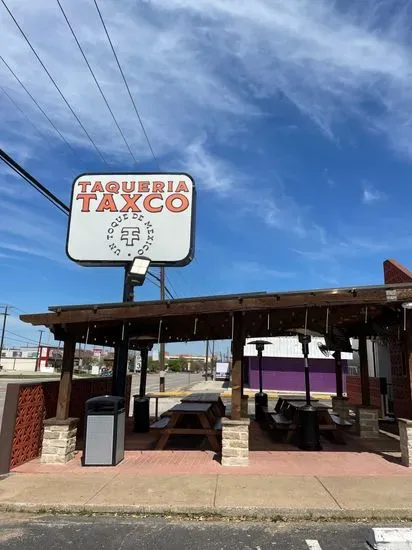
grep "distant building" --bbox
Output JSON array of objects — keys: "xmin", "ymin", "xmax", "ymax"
[{"xmin": 244, "ymin": 336, "xmax": 353, "ymax": 394}]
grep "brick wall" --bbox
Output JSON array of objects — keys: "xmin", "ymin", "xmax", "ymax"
[
  {"xmin": 384, "ymin": 259, "xmax": 412, "ymax": 418},
  {"xmin": 0, "ymin": 376, "xmax": 131, "ymax": 472},
  {"xmin": 346, "ymin": 375, "xmax": 382, "ymax": 412}
]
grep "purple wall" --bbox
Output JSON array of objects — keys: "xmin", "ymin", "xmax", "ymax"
[{"xmin": 247, "ymin": 357, "xmax": 347, "ymax": 393}]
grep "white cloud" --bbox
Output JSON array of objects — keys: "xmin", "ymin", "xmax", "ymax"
[
  {"xmin": 362, "ymin": 184, "xmax": 386, "ymax": 204},
  {"xmin": 234, "ymin": 260, "xmax": 296, "ymax": 279},
  {"xmin": 0, "ymin": 200, "xmax": 70, "ymax": 266},
  {"xmin": 0, "ymin": 0, "xmax": 411, "ymax": 250}
]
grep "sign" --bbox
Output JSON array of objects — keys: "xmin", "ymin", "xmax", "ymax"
[
  {"xmin": 215, "ymin": 361, "xmax": 230, "ymax": 381},
  {"xmin": 67, "ymin": 173, "xmax": 196, "ymax": 266}
]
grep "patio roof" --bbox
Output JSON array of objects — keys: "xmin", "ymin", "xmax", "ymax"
[{"xmin": 20, "ymin": 282, "xmax": 412, "ymax": 347}]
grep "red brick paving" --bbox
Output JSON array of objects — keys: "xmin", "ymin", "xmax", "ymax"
[{"xmin": 12, "ymin": 419, "xmax": 412, "ymax": 477}]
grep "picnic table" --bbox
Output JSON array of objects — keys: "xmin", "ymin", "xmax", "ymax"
[
  {"xmin": 181, "ymin": 392, "xmax": 226, "ymax": 417},
  {"xmin": 268, "ymin": 397, "xmax": 352, "ymax": 444},
  {"xmin": 152, "ymin": 402, "xmax": 221, "ymax": 452}
]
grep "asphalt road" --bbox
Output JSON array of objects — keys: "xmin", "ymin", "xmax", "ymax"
[
  {"xmin": 0, "ymin": 515, "xmax": 409, "ymax": 549},
  {"xmin": 132, "ymin": 371, "xmax": 203, "ymax": 393}
]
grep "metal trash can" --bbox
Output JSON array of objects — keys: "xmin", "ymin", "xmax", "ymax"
[
  {"xmin": 133, "ymin": 395, "xmax": 150, "ymax": 433},
  {"xmin": 83, "ymin": 395, "xmax": 125, "ymax": 466}
]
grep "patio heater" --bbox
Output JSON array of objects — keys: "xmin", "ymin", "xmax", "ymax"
[
  {"xmin": 249, "ymin": 340, "xmax": 271, "ymax": 422},
  {"xmin": 131, "ymin": 336, "xmax": 156, "ymax": 433},
  {"xmin": 297, "ymin": 333, "xmax": 321, "ymax": 451}
]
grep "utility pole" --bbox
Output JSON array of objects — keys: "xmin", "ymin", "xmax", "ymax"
[
  {"xmin": 205, "ymin": 340, "xmax": 209, "ymax": 381},
  {"xmin": 0, "ymin": 305, "xmax": 9, "ymax": 367},
  {"xmin": 35, "ymin": 329, "xmax": 44, "ymax": 372},
  {"xmin": 159, "ymin": 266, "xmax": 165, "ymax": 372}
]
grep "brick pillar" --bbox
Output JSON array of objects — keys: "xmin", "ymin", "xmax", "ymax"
[
  {"xmin": 398, "ymin": 418, "xmax": 412, "ymax": 467},
  {"xmin": 332, "ymin": 396, "xmax": 350, "ymax": 421},
  {"xmin": 41, "ymin": 418, "xmax": 78, "ymax": 463},
  {"xmin": 356, "ymin": 407, "xmax": 379, "ymax": 438},
  {"xmin": 221, "ymin": 417, "xmax": 250, "ymax": 467}
]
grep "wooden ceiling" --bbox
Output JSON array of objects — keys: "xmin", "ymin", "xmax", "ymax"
[{"xmin": 20, "ymin": 283, "xmax": 412, "ymax": 347}]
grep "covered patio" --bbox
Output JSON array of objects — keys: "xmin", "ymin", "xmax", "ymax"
[{"xmin": 19, "ymin": 281, "xmax": 412, "ymax": 467}]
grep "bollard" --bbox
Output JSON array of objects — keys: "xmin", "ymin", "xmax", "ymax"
[{"xmin": 159, "ymin": 370, "xmax": 165, "ymax": 392}]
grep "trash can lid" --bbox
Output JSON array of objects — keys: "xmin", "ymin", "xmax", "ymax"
[{"xmin": 86, "ymin": 395, "xmax": 125, "ymax": 404}]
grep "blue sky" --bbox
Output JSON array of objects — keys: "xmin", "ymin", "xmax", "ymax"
[{"xmin": 1, "ymin": 0, "xmax": 412, "ymax": 354}]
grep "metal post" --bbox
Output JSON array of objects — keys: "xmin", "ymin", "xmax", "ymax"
[
  {"xmin": 112, "ymin": 267, "xmax": 132, "ymax": 397},
  {"xmin": 159, "ymin": 370, "xmax": 165, "ymax": 392},
  {"xmin": 304, "ymin": 356, "xmax": 311, "ymax": 406},
  {"xmin": 334, "ymin": 350, "xmax": 343, "ymax": 398},
  {"xmin": 205, "ymin": 339, "xmax": 209, "ymax": 381},
  {"xmin": 139, "ymin": 348, "xmax": 149, "ymax": 397},
  {"xmin": 36, "ymin": 329, "xmax": 44, "ymax": 372},
  {"xmin": 258, "ymin": 350, "xmax": 263, "ymax": 393},
  {"xmin": 0, "ymin": 305, "xmax": 9, "ymax": 366},
  {"xmin": 159, "ymin": 266, "xmax": 165, "ymax": 373}
]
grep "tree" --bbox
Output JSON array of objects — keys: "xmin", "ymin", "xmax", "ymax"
[{"xmin": 167, "ymin": 357, "xmax": 187, "ymax": 372}]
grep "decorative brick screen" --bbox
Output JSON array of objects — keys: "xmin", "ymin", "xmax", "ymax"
[{"xmin": 0, "ymin": 375, "xmax": 131, "ymax": 472}]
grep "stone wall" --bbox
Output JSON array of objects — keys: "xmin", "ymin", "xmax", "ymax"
[
  {"xmin": 221, "ymin": 418, "xmax": 250, "ymax": 467},
  {"xmin": 41, "ymin": 418, "xmax": 78, "ymax": 464},
  {"xmin": 356, "ymin": 407, "xmax": 380, "ymax": 438},
  {"xmin": 399, "ymin": 418, "xmax": 412, "ymax": 467}
]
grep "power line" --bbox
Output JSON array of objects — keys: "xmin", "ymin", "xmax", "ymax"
[
  {"xmin": 0, "ymin": 148, "xmax": 175, "ymax": 299},
  {"xmin": 0, "ymin": 148, "xmax": 69, "ymax": 215},
  {"xmin": 56, "ymin": 0, "xmax": 139, "ymax": 167},
  {"xmin": 93, "ymin": 0, "xmax": 160, "ymax": 168},
  {"xmin": 1, "ymin": 0, "xmax": 109, "ymax": 166},
  {"xmin": 92, "ymin": 0, "xmax": 169, "ymax": 325},
  {"xmin": 0, "ymin": 85, "xmax": 49, "ymax": 145},
  {"xmin": 5, "ymin": 330, "xmax": 39, "ymax": 345},
  {"xmin": 165, "ymin": 272, "xmax": 179, "ymax": 298},
  {"xmin": 0, "ymin": 55, "xmax": 80, "ymax": 159}
]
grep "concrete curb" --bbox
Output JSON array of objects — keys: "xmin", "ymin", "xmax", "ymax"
[{"xmin": 2, "ymin": 502, "xmax": 412, "ymax": 521}]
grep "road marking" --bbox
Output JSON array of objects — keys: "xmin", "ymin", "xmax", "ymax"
[{"xmin": 306, "ymin": 541, "xmax": 322, "ymax": 550}]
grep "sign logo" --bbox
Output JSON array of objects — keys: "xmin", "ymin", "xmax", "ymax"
[
  {"xmin": 67, "ymin": 173, "xmax": 195, "ymax": 267},
  {"xmin": 105, "ymin": 213, "xmax": 156, "ymax": 259},
  {"xmin": 121, "ymin": 227, "xmax": 140, "ymax": 247}
]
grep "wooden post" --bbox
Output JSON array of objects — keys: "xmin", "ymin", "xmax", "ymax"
[
  {"xmin": 358, "ymin": 335, "xmax": 370, "ymax": 407},
  {"xmin": 56, "ymin": 338, "xmax": 76, "ymax": 420},
  {"xmin": 231, "ymin": 313, "xmax": 244, "ymax": 420},
  {"xmin": 334, "ymin": 350, "xmax": 343, "ymax": 397}
]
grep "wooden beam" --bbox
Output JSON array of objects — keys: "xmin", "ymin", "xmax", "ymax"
[
  {"xmin": 334, "ymin": 350, "xmax": 343, "ymax": 397},
  {"xmin": 56, "ymin": 338, "xmax": 76, "ymax": 420},
  {"xmin": 19, "ymin": 284, "xmax": 412, "ymax": 327},
  {"xmin": 231, "ymin": 312, "xmax": 244, "ymax": 420},
  {"xmin": 358, "ymin": 335, "xmax": 370, "ymax": 407}
]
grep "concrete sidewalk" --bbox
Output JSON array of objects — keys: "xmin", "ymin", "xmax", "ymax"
[{"xmin": 2, "ymin": 470, "xmax": 412, "ymax": 520}]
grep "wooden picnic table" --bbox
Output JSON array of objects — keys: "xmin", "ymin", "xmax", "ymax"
[
  {"xmin": 269, "ymin": 397, "xmax": 351, "ymax": 444},
  {"xmin": 153, "ymin": 402, "xmax": 220, "ymax": 452},
  {"xmin": 181, "ymin": 393, "xmax": 226, "ymax": 417}
]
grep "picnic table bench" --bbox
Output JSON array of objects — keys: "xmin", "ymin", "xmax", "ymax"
[
  {"xmin": 151, "ymin": 402, "xmax": 221, "ymax": 452},
  {"xmin": 268, "ymin": 398, "xmax": 353, "ymax": 444}
]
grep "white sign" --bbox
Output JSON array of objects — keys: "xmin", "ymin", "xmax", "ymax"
[
  {"xmin": 215, "ymin": 361, "xmax": 230, "ymax": 381},
  {"xmin": 67, "ymin": 173, "xmax": 195, "ymax": 266}
]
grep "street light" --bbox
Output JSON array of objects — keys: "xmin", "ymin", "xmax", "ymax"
[{"xmin": 248, "ymin": 339, "xmax": 271, "ymax": 422}]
